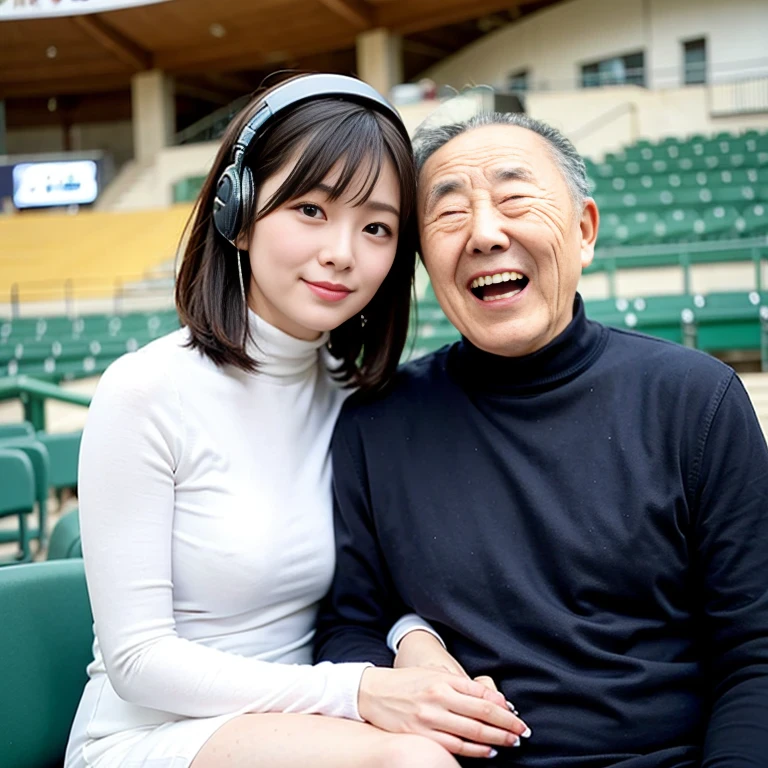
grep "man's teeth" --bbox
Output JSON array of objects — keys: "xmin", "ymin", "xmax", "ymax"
[
  {"xmin": 482, "ymin": 289, "xmax": 522, "ymax": 302},
  {"xmin": 470, "ymin": 271, "xmax": 524, "ymax": 289}
]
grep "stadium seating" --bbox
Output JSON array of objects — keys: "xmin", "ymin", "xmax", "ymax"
[
  {"xmin": 586, "ymin": 130, "xmax": 768, "ymax": 253},
  {"xmin": 0, "ymin": 437, "xmax": 50, "ymax": 548},
  {"xmin": 47, "ymin": 508, "xmax": 82, "ymax": 561},
  {"xmin": 0, "ymin": 206, "xmax": 192, "ymax": 302},
  {"xmin": 0, "ymin": 308, "xmax": 179, "ymax": 381},
  {"xmin": 0, "ymin": 449, "xmax": 36, "ymax": 563},
  {"xmin": 0, "ymin": 559, "xmax": 92, "ymax": 768}
]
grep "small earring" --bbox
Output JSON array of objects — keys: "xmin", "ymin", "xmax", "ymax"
[
  {"xmin": 360, "ymin": 313, "xmax": 367, "ymax": 329},
  {"xmin": 236, "ymin": 249, "xmax": 247, "ymax": 315}
]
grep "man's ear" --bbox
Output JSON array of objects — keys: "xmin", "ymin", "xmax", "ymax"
[{"xmin": 579, "ymin": 198, "xmax": 599, "ymax": 270}]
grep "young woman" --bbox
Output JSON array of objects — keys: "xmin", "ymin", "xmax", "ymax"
[{"xmin": 64, "ymin": 73, "xmax": 524, "ymax": 768}]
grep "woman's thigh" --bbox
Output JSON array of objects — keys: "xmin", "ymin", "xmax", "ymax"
[{"xmin": 191, "ymin": 713, "xmax": 460, "ymax": 768}]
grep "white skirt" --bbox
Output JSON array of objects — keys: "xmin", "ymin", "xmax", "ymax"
[{"xmin": 65, "ymin": 677, "xmax": 242, "ymax": 768}]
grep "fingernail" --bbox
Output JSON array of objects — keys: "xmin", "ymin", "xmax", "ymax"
[
  {"xmin": 521, "ymin": 726, "xmax": 532, "ymax": 739},
  {"xmin": 512, "ymin": 737, "xmax": 522, "ymax": 747},
  {"xmin": 488, "ymin": 748, "xmax": 498, "ymax": 758},
  {"xmin": 506, "ymin": 700, "xmax": 519, "ymax": 714}
]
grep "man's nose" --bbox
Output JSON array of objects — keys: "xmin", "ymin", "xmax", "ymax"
[
  {"xmin": 318, "ymin": 228, "xmax": 355, "ymax": 270},
  {"xmin": 466, "ymin": 206, "xmax": 511, "ymax": 255}
]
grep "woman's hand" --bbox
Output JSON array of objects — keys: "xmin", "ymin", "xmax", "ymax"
[
  {"xmin": 394, "ymin": 629, "xmax": 469, "ymax": 677},
  {"xmin": 358, "ymin": 666, "xmax": 529, "ymax": 759}
]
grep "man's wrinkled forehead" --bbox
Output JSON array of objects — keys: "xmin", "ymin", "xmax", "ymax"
[{"xmin": 417, "ymin": 124, "xmax": 554, "ymax": 206}]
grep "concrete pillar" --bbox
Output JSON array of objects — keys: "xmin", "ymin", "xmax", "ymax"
[
  {"xmin": 356, "ymin": 28, "xmax": 403, "ymax": 98},
  {"xmin": 131, "ymin": 69, "xmax": 175, "ymax": 164}
]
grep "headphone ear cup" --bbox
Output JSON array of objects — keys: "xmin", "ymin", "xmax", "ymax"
[
  {"xmin": 241, "ymin": 166, "xmax": 255, "ymax": 231},
  {"xmin": 213, "ymin": 164, "xmax": 243, "ymax": 244}
]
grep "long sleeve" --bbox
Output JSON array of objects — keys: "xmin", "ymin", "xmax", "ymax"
[
  {"xmin": 79, "ymin": 353, "xmax": 369, "ymax": 721},
  {"xmin": 314, "ymin": 409, "xmax": 406, "ymax": 667},
  {"xmin": 692, "ymin": 374, "xmax": 768, "ymax": 766}
]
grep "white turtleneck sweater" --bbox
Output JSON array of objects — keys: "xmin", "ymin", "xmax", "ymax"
[{"xmin": 68, "ymin": 313, "xmax": 373, "ymax": 752}]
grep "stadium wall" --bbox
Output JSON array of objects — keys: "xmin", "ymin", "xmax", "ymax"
[{"xmin": 423, "ymin": 0, "xmax": 768, "ymax": 92}]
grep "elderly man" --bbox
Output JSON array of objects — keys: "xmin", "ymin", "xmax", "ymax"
[{"xmin": 315, "ymin": 113, "xmax": 768, "ymax": 767}]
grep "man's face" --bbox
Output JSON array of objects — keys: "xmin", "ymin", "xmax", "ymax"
[{"xmin": 418, "ymin": 124, "xmax": 599, "ymax": 357}]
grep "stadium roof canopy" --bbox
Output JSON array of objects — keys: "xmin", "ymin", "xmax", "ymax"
[{"xmin": 1, "ymin": 0, "xmax": 562, "ymax": 129}]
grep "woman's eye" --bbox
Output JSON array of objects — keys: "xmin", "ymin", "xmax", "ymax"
[
  {"xmin": 364, "ymin": 223, "xmax": 392, "ymax": 237},
  {"xmin": 298, "ymin": 204, "xmax": 324, "ymax": 219}
]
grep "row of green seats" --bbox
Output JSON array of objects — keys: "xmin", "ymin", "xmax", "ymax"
[
  {"xmin": 611, "ymin": 136, "xmax": 768, "ymax": 164},
  {"xmin": 586, "ymin": 152, "xmax": 768, "ymax": 179},
  {"xmin": 0, "ymin": 423, "xmax": 80, "ymax": 562},
  {"xmin": 593, "ymin": 184, "xmax": 768, "ymax": 211},
  {"xmin": 590, "ymin": 168, "xmax": 768, "ymax": 195},
  {"xmin": 585, "ymin": 291, "xmax": 768, "ymax": 351},
  {"xmin": 1, "ymin": 310, "xmax": 179, "ymax": 345},
  {"xmin": 2, "ymin": 352, "xmax": 119, "ymax": 381},
  {"xmin": 596, "ymin": 203, "xmax": 768, "ymax": 247}
]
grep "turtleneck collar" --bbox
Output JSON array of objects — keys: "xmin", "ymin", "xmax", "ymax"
[
  {"xmin": 245, "ymin": 309, "xmax": 330, "ymax": 380},
  {"xmin": 449, "ymin": 294, "xmax": 608, "ymax": 396}
]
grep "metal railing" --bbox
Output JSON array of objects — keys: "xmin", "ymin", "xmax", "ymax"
[
  {"xmin": 591, "ymin": 236, "xmax": 768, "ymax": 297},
  {"xmin": 6, "ymin": 270, "xmax": 176, "ymax": 319},
  {"xmin": 0, "ymin": 376, "xmax": 91, "ymax": 432}
]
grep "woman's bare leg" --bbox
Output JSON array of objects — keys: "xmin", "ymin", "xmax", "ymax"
[{"xmin": 191, "ymin": 713, "xmax": 460, "ymax": 768}]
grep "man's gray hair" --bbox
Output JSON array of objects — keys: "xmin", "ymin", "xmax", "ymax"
[{"xmin": 412, "ymin": 112, "xmax": 590, "ymax": 206}]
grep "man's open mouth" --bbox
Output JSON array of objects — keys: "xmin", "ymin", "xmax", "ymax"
[{"xmin": 469, "ymin": 271, "xmax": 529, "ymax": 302}]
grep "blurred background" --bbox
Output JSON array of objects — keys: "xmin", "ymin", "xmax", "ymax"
[{"xmin": 1, "ymin": 0, "xmax": 768, "ymax": 561}]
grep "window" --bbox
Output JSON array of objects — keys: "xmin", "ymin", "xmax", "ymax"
[
  {"xmin": 683, "ymin": 38, "xmax": 707, "ymax": 85},
  {"xmin": 508, "ymin": 69, "xmax": 529, "ymax": 92},
  {"xmin": 581, "ymin": 51, "xmax": 645, "ymax": 88}
]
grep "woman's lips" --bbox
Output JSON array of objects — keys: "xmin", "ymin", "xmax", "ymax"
[{"xmin": 303, "ymin": 280, "xmax": 352, "ymax": 303}]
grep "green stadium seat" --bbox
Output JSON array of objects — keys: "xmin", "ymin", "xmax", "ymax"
[
  {"xmin": 35, "ymin": 431, "xmax": 81, "ymax": 495},
  {"xmin": 699, "ymin": 206, "xmax": 742, "ymax": 240},
  {"xmin": 709, "ymin": 186, "xmax": 761, "ymax": 206},
  {"xmin": 584, "ymin": 297, "xmax": 635, "ymax": 328},
  {"xmin": 627, "ymin": 294, "xmax": 694, "ymax": 344},
  {"xmin": 690, "ymin": 291, "xmax": 764, "ymax": 352},
  {"xmin": 47, "ymin": 508, "xmax": 82, "ymax": 560},
  {"xmin": 0, "ymin": 422, "xmax": 35, "ymax": 439},
  {"xmin": 737, "ymin": 203, "xmax": 768, "ymax": 236},
  {"xmin": 657, "ymin": 209, "xmax": 701, "ymax": 242},
  {"xmin": 614, "ymin": 211, "xmax": 661, "ymax": 245},
  {"xmin": 0, "ymin": 449, "xmax": 36, "ymax": 564},
  {"xmin": 0, "ymin": 437, "xmax": 50, "ymax": 548},
  {"xmin": 0, "ymin": 560, "xmax": 92, "ymax": 768}
]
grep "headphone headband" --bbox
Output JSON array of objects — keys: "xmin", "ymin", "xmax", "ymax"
[{"xmin": 214, "ymin": 73, "xmax": 407, "ymax": 246}]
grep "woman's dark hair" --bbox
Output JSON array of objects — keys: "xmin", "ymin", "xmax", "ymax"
[{"xmin": 175, "ymin": 73, "xmax": 417, "ymax": 392}]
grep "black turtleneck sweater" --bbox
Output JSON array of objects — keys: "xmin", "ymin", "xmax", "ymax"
[{"xmin": 315, "ymin": 296, "xmax": 768, "ymax": 768}]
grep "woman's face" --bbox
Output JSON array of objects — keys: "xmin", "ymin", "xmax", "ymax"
[{"xmin": 240, "ymin": 154, "xmax": 401, "ymax": 341}]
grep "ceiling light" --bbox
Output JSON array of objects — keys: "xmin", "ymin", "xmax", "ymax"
[
  {"xmin": 209, "ymin": 23, "xmax": 226, "ymax": 38},
  {"xmin": 46, "ymin": 45, "xmax": 58, "ymax": 59}
]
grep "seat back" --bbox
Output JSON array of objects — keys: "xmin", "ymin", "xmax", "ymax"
[
  {"xmin": 47, "ymin": 509, "xmax": 82, "ymax": 560},
  {"xmin": 0, "ymin": 560, "xmax": 93, "ymax": 768},
  {"xmin": 0, "ymin": 422, "xmax": 35, "ymax": 440},
  {"xmin": 35, "ymin": 431, "xmax": 82, "ymax": 491},
  {"xmin": 0, "ymin": 449, "xmax": 35, "ymax": 517}
]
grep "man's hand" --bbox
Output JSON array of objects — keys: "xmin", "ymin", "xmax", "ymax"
[
  {"xmin": 358, "ymin": 666, "xmax": 529, "ymax": 759},
  {"xmin": 394, "ymin": 629, "xmax": 468, "ymax": 676}
]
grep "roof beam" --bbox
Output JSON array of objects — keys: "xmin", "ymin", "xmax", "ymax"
[
  {"xmin": 71, "ymin": 14, "xmax": 152, "ymax": 71},
  {"xmin": 317, "ymin": 0, "xmax": 373, "ymax": 29},
  {"xmin": 379, "ymin": 0, "xmax": 526, "ymax": 36}
]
